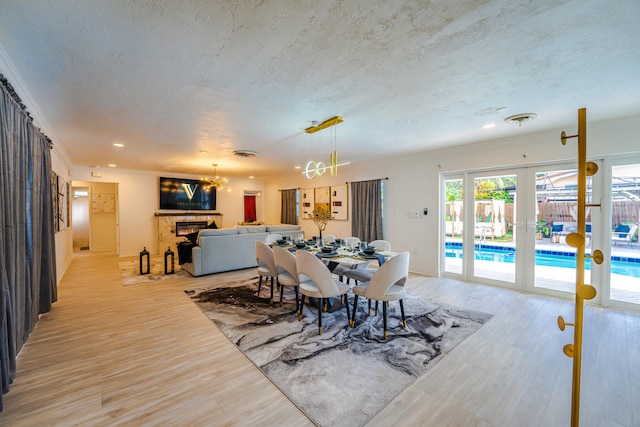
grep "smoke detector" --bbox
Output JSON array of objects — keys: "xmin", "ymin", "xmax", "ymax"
[
  {"xmin": 233, "ymin": 150, "xmax": 258, "ymax": 158},
  {"xmin": 504, "ymin": 113, "xmax": 537, "ymax": 126}
]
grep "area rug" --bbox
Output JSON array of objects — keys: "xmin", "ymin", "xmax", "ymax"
[
  {"xmin": 186, "ymin": 278, "xmax": 492, "ymax": 427},
  {"xmin": 119, "ymin": 257, "xmax": 190, "ymax": 286}
]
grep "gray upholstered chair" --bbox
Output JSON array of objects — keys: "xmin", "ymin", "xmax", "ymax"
[
  {"xmin": 272, "ymin": 245, "xmax": 300, "ymax": 312},
  {"xmin": 296, "ymin": 250, "xmax": 351, "ymax": 334},
  {"xmin": 255, "ymin": 240, "xmax": 278, "ymax": 304},
  {"xmin": 351, "ymin": 252, "xmax": 410, "ymax": 339}
]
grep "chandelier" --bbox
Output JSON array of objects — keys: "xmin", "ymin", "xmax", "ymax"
[
  {"xmin": 203, "ymin": 163, "xmax": 230, "ymax": 191},
  {"xmin": 303, "ymin": 116, "xmax": 350, "ymax": 179}
]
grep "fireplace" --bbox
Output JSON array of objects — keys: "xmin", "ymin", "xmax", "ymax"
[{"xmin": 175, "ymin": 221, "xmax": 208, "ymax": 236}]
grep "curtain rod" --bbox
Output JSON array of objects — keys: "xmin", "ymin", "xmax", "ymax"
[
  {"xmin": 278, "ymin": 187, "xmax": 300, "ymax": 191},
  {"xmin": 345, "ymin": 177, "xmax": 389, "ymax": 184},
  {"xmin": 1, "ymin": 73, "xmax": 54, "ymax": 148}
]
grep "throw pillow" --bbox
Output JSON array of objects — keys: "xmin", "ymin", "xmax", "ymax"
[
  {"xmin": 551, "ymin": 224, "xmax": 563, "ymax": 232},
  {"xmin": 185, "ymin": 231, "xmax": 199, "ymax": 244},
  {"xmin": 207, "ymin": 221, "xmax": 218, "ymax": 229}
]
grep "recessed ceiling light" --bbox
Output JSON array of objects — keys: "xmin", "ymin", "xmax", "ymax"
[
  {"xmin": 504, "ymin": 113, "xmax": 538, "ymax": 126},
  {"xmin": 294, "ymin": 166, "xmax": 301, "ymax": 169},
  {"xmin": 483, "ymin": 123, "xmax": 496, "ymax": 129},
  {"xmin": 199, "ymin": 150, "xmax": 208, "ymax": 155},
  {"xmin": 108, "ymin": 164, "xmax": 116, "ymax": 167},
  {"xmin": 249, "ymin": 176, "xmax": 254, "ymax": 179},
  {"xmin": 113, "ymin": 143, "xmax": 124, "ymax": 147}
]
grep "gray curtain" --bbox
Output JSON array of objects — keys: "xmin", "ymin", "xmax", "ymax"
[
  {"xmin": 280, "ymin": 188, "xmax": 298, "ymax": 225},
  {"xmin": 351, "ymin": 179, "xmax": 383, "ymax": 243},
  {"xmin": 0, "ymin": 80, "xmax": 57, "ymax": 411}
]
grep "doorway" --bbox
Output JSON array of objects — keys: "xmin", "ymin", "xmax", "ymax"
[
  {"xmin": 72, "ymin": 187, "xmax": 90, "ymax": 252},
  {"xmin": 71, "ymin": 181, "xmax": 119, "ymax": 253}
]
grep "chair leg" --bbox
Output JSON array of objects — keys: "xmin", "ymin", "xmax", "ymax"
[
  {"xmin": 375, "ymin": 300, "xmax": 379, "ymax": 316},
  {"xmin": 399, "ymin": 299, "xmax": 406, "ymax": 328},
  {"xmin": 294, "ymin": 286, "xmax": 300, "ymax": 315},
  {"xmin": 351, "ymin": 295, "xmax": 359, "ymax": 327},
  {"xmin": 269, "ymin": 277, "xmax": 274, "ymax": 305},
  {"xmin": 344, "ymin": 293, "xmax": 351, "ymax": 325},
  {"xmin": 367, "ymin": 299, "xmax": 371, "ymax": 316},
  {"xmin": 257, "ymin": 275, "xmax": 262, "ymax": 294},
  {"xmin": 298, "ymin": 295, "xmax": 306, "ymax": 320},
  {"xmin": 382, "ymin": 300, "xmax": 388, "ymax": 339},
  {"xmin": 317, "ymin": 297, "xmax": 323, "ymax": 335},
  {"xmin": 279, "ymin": 281, "xmax": 285, "ymax": 306}
]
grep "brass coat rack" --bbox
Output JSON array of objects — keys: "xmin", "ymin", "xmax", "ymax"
[{"xmin": 557, "ymin": 108, "xmax": 604, "ymax": 426}]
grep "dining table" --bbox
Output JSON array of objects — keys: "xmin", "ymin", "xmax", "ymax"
[{"xmin": 270, "ymin": 239, "xmax": 397, "ymax": 312}]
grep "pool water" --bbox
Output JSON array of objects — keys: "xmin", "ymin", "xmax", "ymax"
[{"xmin": 445, "ymin": 245, "xmax": 640, "ymax": 278}]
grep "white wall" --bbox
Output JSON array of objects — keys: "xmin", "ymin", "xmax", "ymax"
[
  {"xmin": 51, "ymin": 146, "xmax": 74, "ymax": 284},
  {"xmin": 71, "ymin": 167, "xmax": 266, "ymax": 256},
  {"xmin": 264, "ymin": 114, "xmax": 640, "ymax": 276}
]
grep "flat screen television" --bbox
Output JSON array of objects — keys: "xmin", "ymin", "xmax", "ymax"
[{"xmin": 159, "ymin": 177, "xmax": 216, "ymax": 211}]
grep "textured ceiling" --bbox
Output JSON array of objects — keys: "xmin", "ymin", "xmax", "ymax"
[{"xmin": 0, "ymin": 0, "xmax": 639, "ymax": 179}]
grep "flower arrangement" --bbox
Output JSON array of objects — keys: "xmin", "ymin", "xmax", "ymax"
[{"xmin": 309, "ymin": 205, "xmax": 334, "ymax": 239}]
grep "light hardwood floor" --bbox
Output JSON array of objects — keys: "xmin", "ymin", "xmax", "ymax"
[{"xmin": 1, "ymin": 254, "xmax": 638, "ymax": 426}]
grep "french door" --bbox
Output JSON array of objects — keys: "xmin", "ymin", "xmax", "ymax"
[
  {"xmin": 443, "ymin": 169, "xmax": 524, "ymax": 290},
  {"xmin": 442, "ymin": 163, "xmax": 603, "ymax": 299}
]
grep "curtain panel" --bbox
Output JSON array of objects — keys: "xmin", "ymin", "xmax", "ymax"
[
  {"xmin": 280, "ymin": 189, "xmax": 298, "ymax": 225},
  {"xmin": 244, "ymin": 195, "xmax": 257, "ymax": 222},
  {"xmin": 0, "ymin": 81, "xmax": 57, "ymax": 411},
  {"xmin": 350, "ymin": 179, "xmax": 383, "ymax": 243}
]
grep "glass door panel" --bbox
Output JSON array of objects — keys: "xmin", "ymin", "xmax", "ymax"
[
  {"xmin": 530, "ymin": 165, "xmax": 596, "ymax": 297},
  {"xmin": 471, "ymin": 173, "xmax": 516, "ymax": 284},
  {"xmin": 609, "ymin": 163, "xmax": 640, "ymax": 306},
  {"xmin": 444, "ymin": 178, "xmax": 463, "ymax": 275}
]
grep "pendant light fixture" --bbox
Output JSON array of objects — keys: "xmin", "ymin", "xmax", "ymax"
[{"xmin": 303, "ymin": 116, "xmax": 350, "ymax": 179}]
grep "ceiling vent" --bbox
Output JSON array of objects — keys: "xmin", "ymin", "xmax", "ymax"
[
  {"xmin": 233, "ymin": 150, "xmax": 258, "ymax": 158},
  {"xmin": 504, "ymin": 113, "xmax": 537, "ymax": 126}
]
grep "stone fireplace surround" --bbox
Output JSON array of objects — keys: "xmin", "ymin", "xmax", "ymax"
[{"xmin": 156, "ymin": 212, "xmax": 223, "ymax": 254}]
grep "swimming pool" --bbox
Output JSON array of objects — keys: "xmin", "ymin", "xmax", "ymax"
[{"xmin": 444, "ymin": 243, "xmax": 640, "ymax": 278}]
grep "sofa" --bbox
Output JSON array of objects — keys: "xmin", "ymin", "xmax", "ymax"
[{"xmin": 181, "ymin": 224, "xmax": 304, "ymax": 277}]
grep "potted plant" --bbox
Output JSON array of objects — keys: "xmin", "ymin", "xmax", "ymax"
[
  {"xmin": 536, "ymin": 219, "xmax": 548, "ymax": 240},
  {"xmin": 309, "ymin": 205, "xmax": 334, "ymax": 240}
]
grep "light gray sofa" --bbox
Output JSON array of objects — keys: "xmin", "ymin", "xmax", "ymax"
[{"xmin": 181, "ymin": 224, "xmax": 304, "ymax": 277}]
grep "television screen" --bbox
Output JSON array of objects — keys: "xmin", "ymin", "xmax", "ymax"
[{"xmin": 159, "ymin": 177, "xmax": 217, "ymax": 210}]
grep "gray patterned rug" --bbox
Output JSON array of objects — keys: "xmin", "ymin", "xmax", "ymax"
[{"xmin": 186, "ymin": 278, "xmax": 492, "ymax": 427}]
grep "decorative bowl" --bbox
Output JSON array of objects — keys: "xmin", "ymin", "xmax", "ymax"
[
  {"xmin": 363, "ymin": 246, "xmax": 376, "ymax": 255},
  {"xmin": 321, "ymin": 246, "xmax": 334, "ymax": 253},
  {"xmin": 276, "ymin": 239, "xmax": 287, "ymax": 245},
  {"xmin": 295, "ymin": 242, "xmax": 306, "ymax": 249}
]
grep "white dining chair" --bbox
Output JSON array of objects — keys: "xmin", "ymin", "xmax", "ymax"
[
  {"xmin": 368, "ymin": 239, "xmax": 391, "ymax": 251},
  {"xmin": 265, "ymin": 233, "xmax": 283, "ymax": 244},
  {"xmin": 255, "ymin": 240, "xmax": 278, "ymax": 304},
  {"xmin": 350, "ymin": 252, "xmax": 410, "ymax": 339},
  {"xmin": 272, "ymin": 245, "xmax": 300, "ymax": 312},
  {"xmin": 296, "ymin": 250, "xmax": 351, "ymax": 334},
  {"xmin": 322, "ymin": 234, "xmax": 336, "ymax": 244}
]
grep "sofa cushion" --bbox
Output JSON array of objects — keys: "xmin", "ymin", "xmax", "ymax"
[
  {"xmin": 551, "ymin": 224, "xmax": 563, "ymax": 232},
  {"xmin": 266, "ymin": 225, "xmax": 301, "ymax": 232},
  {"xmin": 236, "ymin": 226, "xmax": 267, "ymax": 234},
  {"xmin": 199, "ymin": 228, "xmax": 238, "ymax": 237}
]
